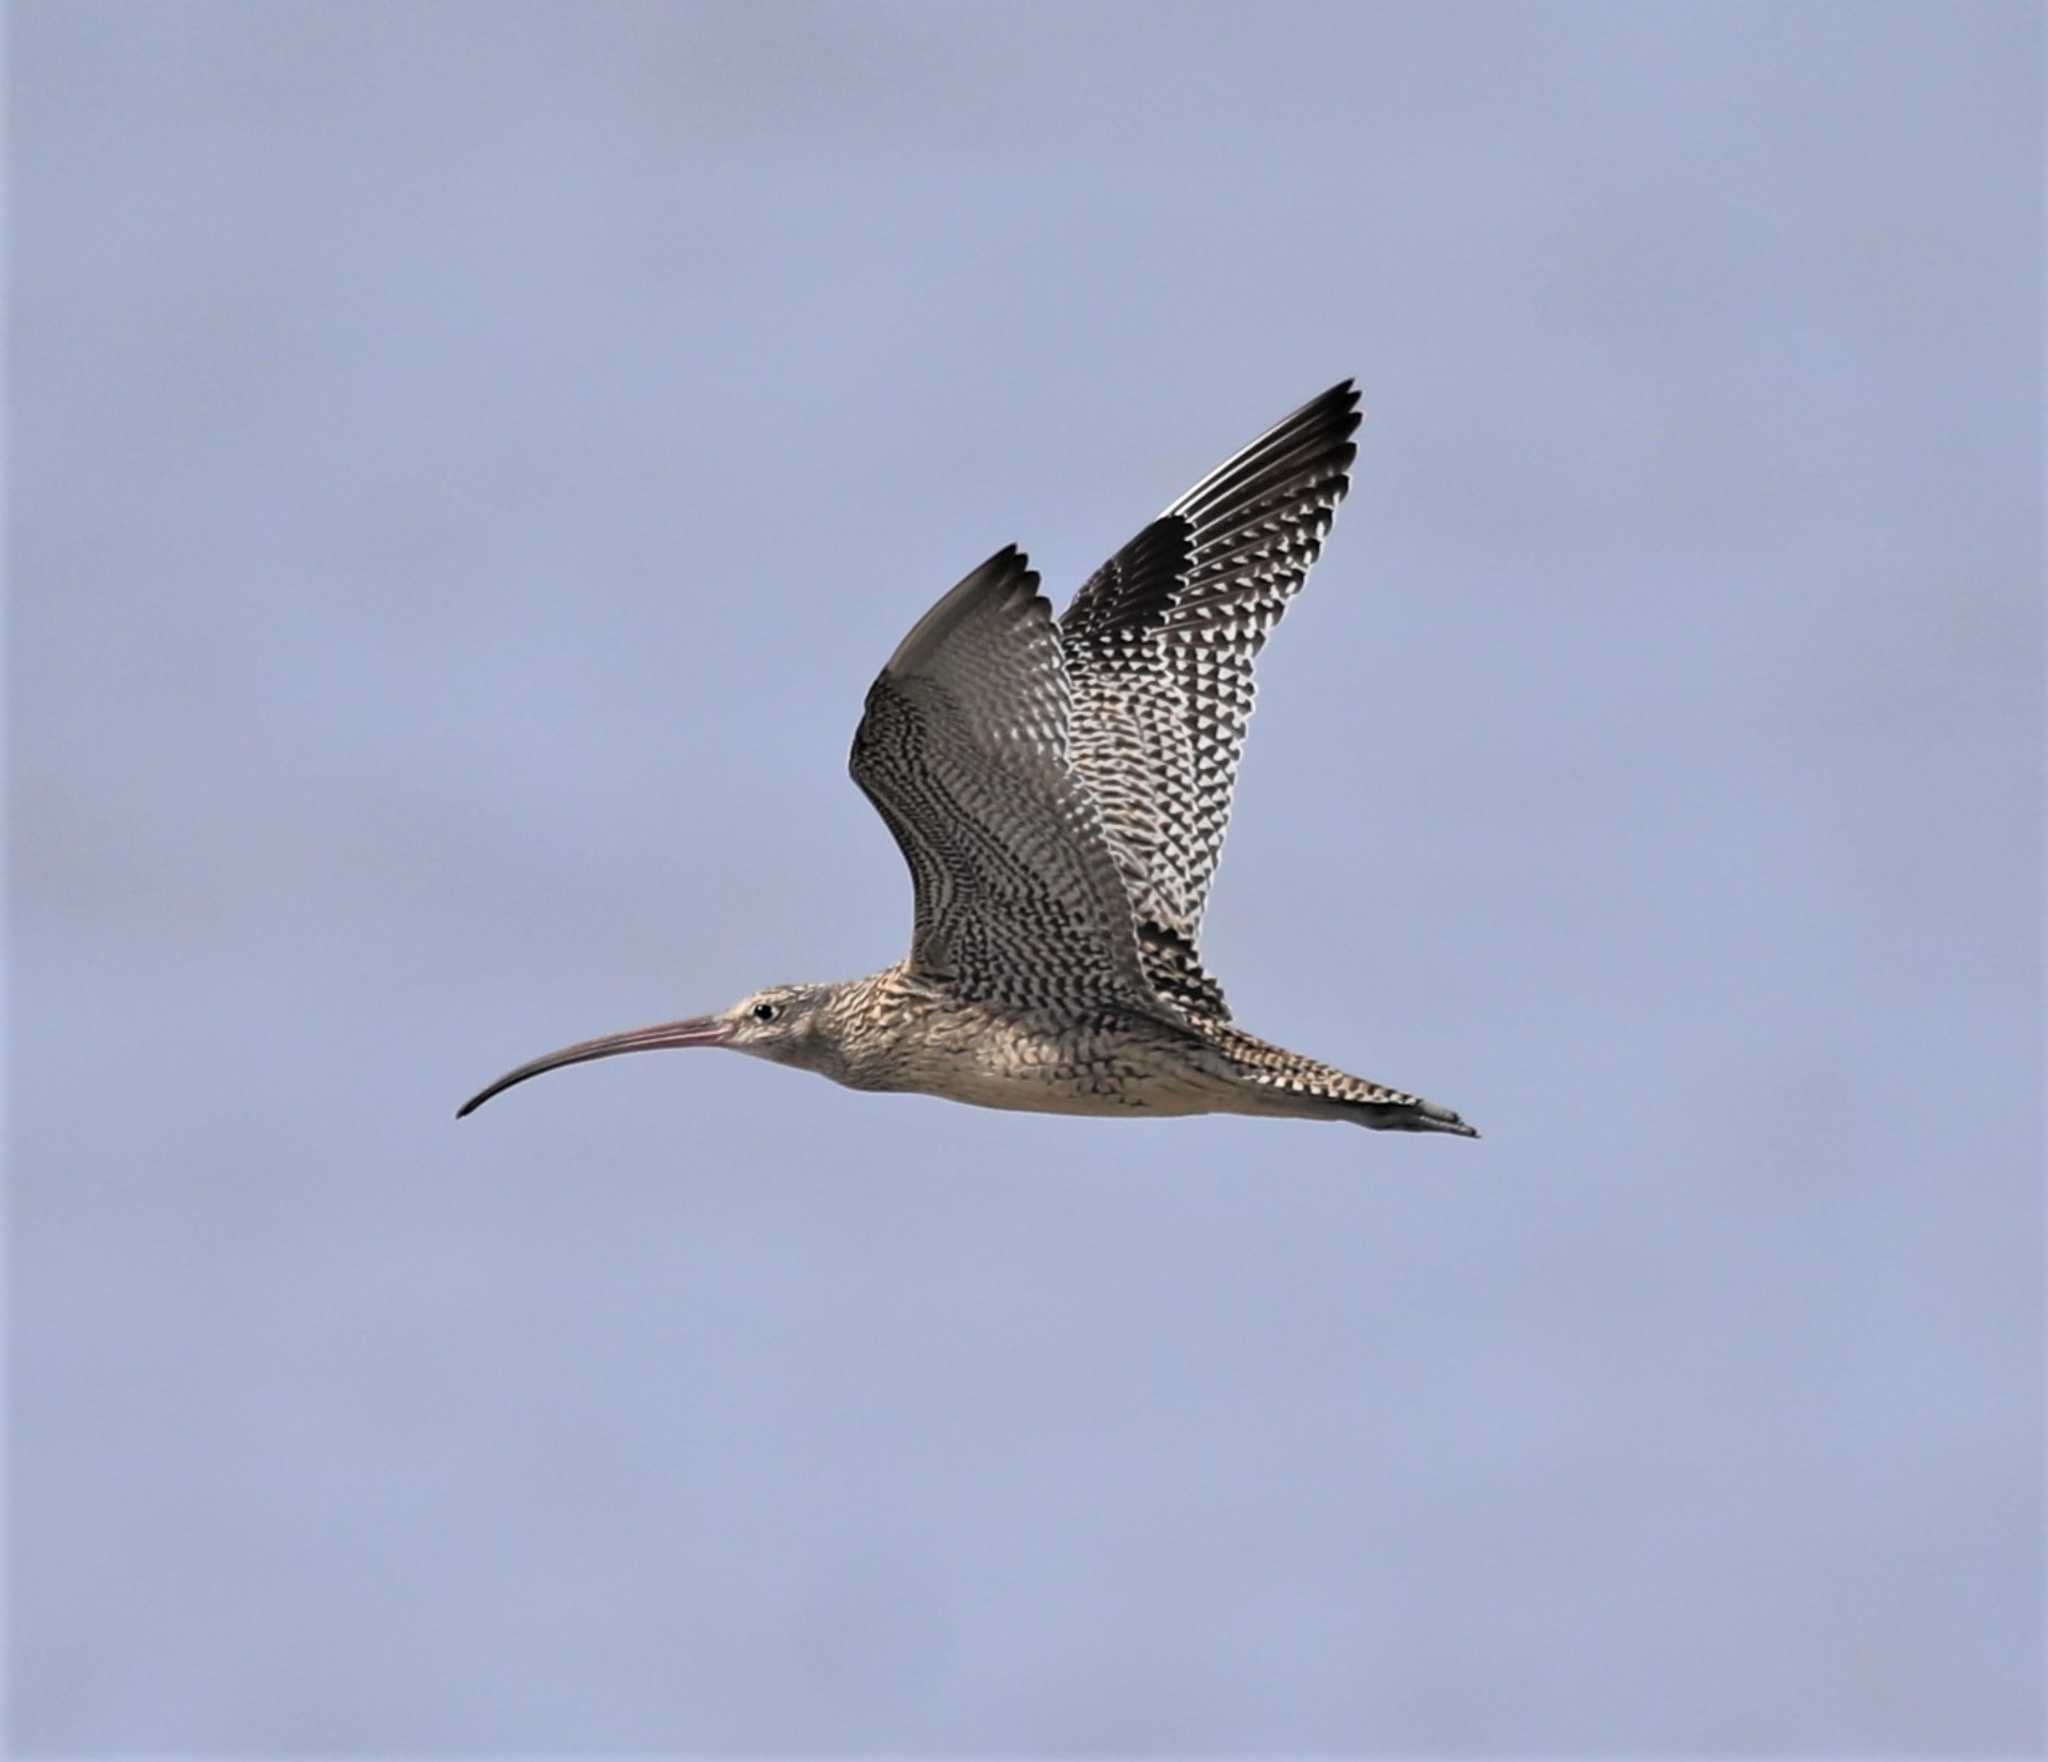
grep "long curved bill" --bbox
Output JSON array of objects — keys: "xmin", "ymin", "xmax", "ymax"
[{"xmin": 456, "ymin": 1015, "xmax": 734, "ymax": 1118}]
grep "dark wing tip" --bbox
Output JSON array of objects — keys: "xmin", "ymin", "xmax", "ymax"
[
  {"xmin": 1167, "ymin": 380, "xmax": 1362, "ymax": 526},
  {"xmin": 1289, "ymin": 378, "xmax": 1363, "ymax": 434},
  {"xmin": 1292, "ymin": 378, "xmax": 1365, "ymax": 446},
  {"xmin": 884, "ymin": 543, "xmax": 1040, "ymax": 677}
]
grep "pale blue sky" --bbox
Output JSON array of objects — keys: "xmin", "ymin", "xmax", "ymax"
[{"xmin": 12, "ymin": 0, "xmax": 2042, "ymax": 1750}]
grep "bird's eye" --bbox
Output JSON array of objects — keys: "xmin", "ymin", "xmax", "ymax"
[{"xmin": 751, "ymin": 1002, "xmax": 779, "ymax": 1023}]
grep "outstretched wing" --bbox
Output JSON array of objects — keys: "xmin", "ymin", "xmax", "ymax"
[
  {"xmin": 1060, "ymin": 381, "xmax": 1363, "ymax": 1019},
  {"xmin": 851, "ymin": 546, "xmax": 1156, "ymax": 1012}
]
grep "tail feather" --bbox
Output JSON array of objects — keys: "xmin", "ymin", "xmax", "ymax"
[
  {"xmin": 1213, "ymin": 1024, "xmax": 1479, "ymax": 1137},
  {"xmin": 1350, "ymin": 1096, "xmax": 1480, "ymax": 1137}
]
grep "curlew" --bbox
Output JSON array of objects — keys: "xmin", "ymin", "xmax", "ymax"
[{"xmin": 459, "ymin": 382, "xmax": 1475, "ymax": 1136}]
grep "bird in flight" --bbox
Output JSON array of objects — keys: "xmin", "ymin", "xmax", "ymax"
[{"xmin": 460, "ymin": 382, "xmax": 1475, "ymax": 1135}]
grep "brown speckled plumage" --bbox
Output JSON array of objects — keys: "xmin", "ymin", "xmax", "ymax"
[{"xmin": 460, "ymin": 382, "xmax": 1476, "ymax": 1137}]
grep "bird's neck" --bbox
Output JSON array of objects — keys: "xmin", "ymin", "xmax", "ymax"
[
  {"xmin": 823, "ymin": 962, "xmax": 926, "ymax": 1028},
  {"xmin": 809, "ymin": 963, "xmax": 932, "ymax": 1090}
]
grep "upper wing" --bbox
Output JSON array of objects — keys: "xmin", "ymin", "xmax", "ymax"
[
  {"xmin": 850, "ymin": 546, "xmax": 1157, "ymax": 1012},
  {"xmin": 1059, "ymin": 381, "xmax": 1363, "ymax": 1019}
]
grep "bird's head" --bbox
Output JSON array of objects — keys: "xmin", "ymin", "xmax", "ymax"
[
  {"xmin": 456, "ymin": 981, "xmax": 840, "ymax": 1117},
  {"xmin": 719, "ymin": 982, "xmax": 839, "ymax": 1065}
]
